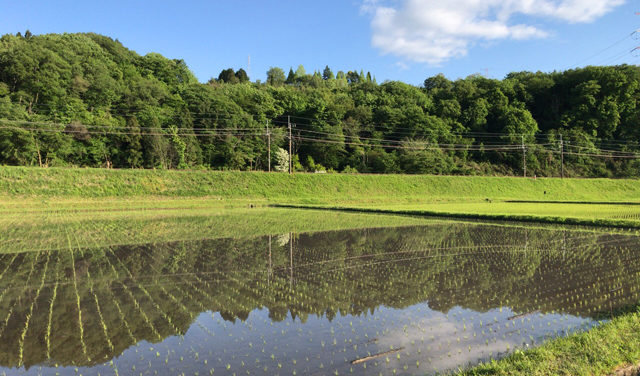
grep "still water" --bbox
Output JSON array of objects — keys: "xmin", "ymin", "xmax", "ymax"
[{"xmin": 0, "ymin": 220, "xmax": 638, "ymax": 375}]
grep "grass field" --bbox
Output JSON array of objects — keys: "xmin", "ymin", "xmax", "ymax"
[
  {"xmin": 2, "ymin": 166, "xmax": 640, "ymax": 203},
  {"xmin": 346, "ymin": 202, "xmax": 640, "ymax": 221},
  {"xmin": 456, "ymin": 304, "xmax": 640, "ymax": 376},
  {"xmin": 282, "ymin": 201, "xmax": 640, "ymax": 228},
  {"xmin": 3, "ymin": 166, "xmax": 640, "ymax": 229},
  {"xmin": 2, "ymin": 166, "xmax": 640, "ymax": 375}
]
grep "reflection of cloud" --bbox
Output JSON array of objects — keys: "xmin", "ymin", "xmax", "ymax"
[
  {"xmin": 369, "ymin": 305, "xmax": 594, "ymax": 373},
  {"xmin": 362, "ymin": 0, "xmax": 625, "ymax": 65}
]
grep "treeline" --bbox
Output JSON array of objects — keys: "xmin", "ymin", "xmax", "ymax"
[{"xmin": 1, "ymin": 32, "xmax": 640, "ymax": 177}]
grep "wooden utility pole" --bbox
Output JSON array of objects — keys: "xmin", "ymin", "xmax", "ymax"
[
  {"xmin": 288, "ymin": 116, "xmax": 292, "ymax": 174},
  {"xmin": 559, "ymin": 135, "xmax": 564, "ymax": 179},
  {"xmin": 266, "ymin": 120, "xmax": 271, "ymax": 172},
  {"xmin": 522, "ymin": 136, "xmax": 526, "ymax": 178}
]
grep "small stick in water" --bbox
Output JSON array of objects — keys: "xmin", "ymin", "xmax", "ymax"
[
  {"xmin": 508, "ymin": 310, "xmax": 540, "ymax": 321},
  {"xmin": 351, "ymin": 347, "xmax": 405, "ymax": 365}
]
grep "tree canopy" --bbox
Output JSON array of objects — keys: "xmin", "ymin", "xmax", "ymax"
[{"xmin": 1, "ymin": 32, "xmax": 639, "ymax": 177}]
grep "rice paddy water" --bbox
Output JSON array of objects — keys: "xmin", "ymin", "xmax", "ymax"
[{"xmin": 0, "ymin": 213, "xmax": 638, "ymax": 375}]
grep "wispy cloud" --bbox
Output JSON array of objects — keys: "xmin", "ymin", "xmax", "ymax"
[{"xmin": 363, "ymin": 0, "xmax": 625, "ymax": 65}]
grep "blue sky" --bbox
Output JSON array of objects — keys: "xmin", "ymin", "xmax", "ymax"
[{"xmin": 1, "ymin": 0, "xmax": 638, "ymax": 85}]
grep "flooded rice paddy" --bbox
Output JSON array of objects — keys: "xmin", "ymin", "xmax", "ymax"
[{"xmin": 0, "ymin": 216, "xmax": 639, "ymax": 375}]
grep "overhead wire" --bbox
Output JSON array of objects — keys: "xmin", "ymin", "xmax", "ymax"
[
  {"xmin": 569, "ymin": 30, "xmax": 637, "ymax": 69},
  {"xmin": 0, "ymin": 126, "xmax": 268, "ymax": 138},
  {"xmin": 3, "ymin": 117, "xmax": 640, "ymax": 159}
]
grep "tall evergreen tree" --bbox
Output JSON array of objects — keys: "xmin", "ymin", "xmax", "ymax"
[
  {"xmin": 322, "ymin": 65, "xmax": 334, "ymax": 80},
  {"xmin": 285, "ymin": 68, "xmax": 296, "ymax": 84}
]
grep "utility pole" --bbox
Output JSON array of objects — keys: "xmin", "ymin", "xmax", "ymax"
[
  {"xmin": 288, "ymin": 116, "xmax": 292, "ymax": 174},
  {"xmin": 266, "ymin": 120, "xmax": 271, "ymax": 172},
  {"xmin": 522, "ymin": 135, "xmax": 526, "ymax": 178},
  {"xmin": 559, "ymin": 134, "xmax": 564, "ymax": 179}
]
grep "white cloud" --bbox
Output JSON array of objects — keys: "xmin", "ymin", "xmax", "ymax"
[{"xmin": 364, "ymin": 0, "xmax": 625, "ymax": 65}]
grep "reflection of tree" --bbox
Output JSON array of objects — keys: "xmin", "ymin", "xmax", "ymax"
[{"xmin": 0, "ymin": 224, "xmax": 638, "ymax": 368}]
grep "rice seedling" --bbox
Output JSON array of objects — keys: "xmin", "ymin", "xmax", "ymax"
[
  {"xmin": 0, "ymin": 252, "xmax": 39, "ymax": 340},
  {"xmin": 66, "ymin": 232, "xmax": 91, "ymax": 362},
  {"xmin": 1, "ymin": 214, "xmax": 639, "ymax": 375},
  {"xmin": 17, "ymin": 251, "xmax": 51, "ymax": 366},
  {"xmin": 45, "ymin": 253, "xmax": 61, "ymax": 359}
]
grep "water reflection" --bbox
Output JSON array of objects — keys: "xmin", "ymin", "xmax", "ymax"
[{"xmin": 0, "ymin": 222, "xmax": 638, "ymax": 375}]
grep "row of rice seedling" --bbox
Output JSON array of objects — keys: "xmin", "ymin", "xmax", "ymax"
[
  {"xmin": 17, "ymin": 252, "xmax": 51, "ymax": 367},
  {"xmin": 1, "ymin": 220, "xmax": 640, "ymax": 374},
  {"xmin": 105, "ymin": 248, "xmax": 188, "ymax": 337},
  {"xmin": 82, "ymin": 230, "xmax": 141, "ymax": 354},
  {"xmin": 0, "ymin": 253, "xmax": 40, "ymax": 343},
  {"xmin": 44, "ymin": 254, "xmax": 60, "ymax": 360},
  {"xmin": 65, "ymin": 233, "xmax": 91, "ymax": 363},
  {"xmin": 98, "ymin": 246, "xmax": 164, "ymax": 344}
]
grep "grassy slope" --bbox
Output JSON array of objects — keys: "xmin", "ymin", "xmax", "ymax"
[{"xmin": 2, "ymin": 166, "xmax": 640, "ymax": 202}]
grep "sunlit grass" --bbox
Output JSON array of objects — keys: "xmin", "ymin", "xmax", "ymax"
[
  {"xmin": 457, "ymin": 304, "xmax": 640, "ymax": 376},
  {"xmin": 345, "ymin": 201, "xmax": 640, "ymax": 223}
]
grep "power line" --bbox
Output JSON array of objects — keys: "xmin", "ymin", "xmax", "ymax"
[
  {"xmin": 296, "ymin": 135, "xmax": 539, "ymax": 152},
  {"xmin": 593, "ymin": 47, "xmax": 634, "ymax": 66},
  {"xmin": 0, "ymin": 119, "xmax": 272, "ymax": 132},
  {"xmin": 0, "ymin": 126, "xmax": 267, "ymax": 138},
  {"xmin": 4, "ymin": 118, "xmax": 640, "ymax": 149},
  {"xmin": 296, "ymin": 128, "xmax": 546, "ymax": 148},
  {"xmin": 565, "ymin": 143, "xmax": 640, "ymax": 156},
  {"xmin": 569, "ymin": 30, "xmax": 636, "ymax": 69},
  {"xmin": 14, "ymin": 104, "xmax": 640, "ymax": 150},
  {"xmin": 4, "ymin": 117, "xmax": 640, "ymax": 160}
]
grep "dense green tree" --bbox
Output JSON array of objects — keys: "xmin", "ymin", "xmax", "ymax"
[
  {"xmin": 218, "ymin": 68, "xmax": 238, "ymax": 83},
  {"xmin": 1, "ymin": 32, "xmax": 640, "ymax": 177},
  {"xmin": 234, "ymin": 68, "xmax": 249, "ymax": 83},
  {"xmin": 346, "ymin": 71, "xmax": 360, "ymax": 85},
  {"xmin": 294, "ymin": 65, "xmax": 306, "ymax": 79},
  {"xmin": 266, "ymin": 67, "xmax": 285, "ymax": 86}
]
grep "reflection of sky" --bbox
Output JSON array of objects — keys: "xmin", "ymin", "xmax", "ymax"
[
  {"xmin": 0, "ymin": 302, "xmax": 602, "ymax": 376},
  {"xmin": 369, "ymin": 304, "xmax": 597, "ymax": 374}
]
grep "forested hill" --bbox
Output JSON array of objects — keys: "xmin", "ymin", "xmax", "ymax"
[{"xmin": 1, "ymin": 32, "xmax": 639, "ymax": 177}]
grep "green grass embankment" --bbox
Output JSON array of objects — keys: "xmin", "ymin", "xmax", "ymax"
[
  {"xmin": 274, "ymin": 203, "xmax": 640, "ymax": 229},
  {"xmin": 1, "ymin": 166, "xmax": 640, "ymax": 203},
  {"xmin": 457, "ymin": 304, "xmax": 640, "ymax": 376},
  {"xmin": 3, "ymin": 166, "xmax": 640, "ymax": 228}
]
